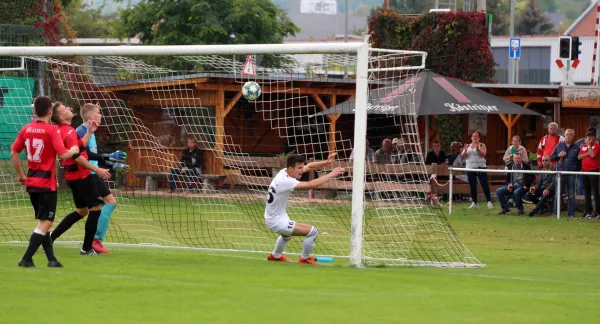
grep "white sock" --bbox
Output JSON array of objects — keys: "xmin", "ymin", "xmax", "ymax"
[
  {"xmin": 301, "ymin": 227, "xmax": 318, "ymax": 259},
  {"xmin": 272, "ymin": 235, "xmax": 292, "ymax": 258}
]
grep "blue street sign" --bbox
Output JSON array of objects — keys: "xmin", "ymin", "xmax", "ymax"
[{"xmin": 509, "ymin": 37, "xmax": 521, "ymax": 59}]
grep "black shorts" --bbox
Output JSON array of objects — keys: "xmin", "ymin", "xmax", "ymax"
[
  {"xmin": 67, "ymin": 176, "xmax": 104, "ymax": 209},
  {"xmin": 92, "ymin": 174, "xmax": 111, "ymax": 198},
  {"xmin": 28, "ymin": 191, "xmax": 57, "ymax": 221}
]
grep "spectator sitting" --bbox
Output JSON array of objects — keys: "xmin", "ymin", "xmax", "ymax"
[
  {"xmin": 169, "ymin": 138, "xmax": 203, "ymax": 195},
  {"xmin": 536, "ymin": 122, "xmax": 564, "ymax": 167},
  {"xmin": 452, "ymin": 142, "xmax": 468, "ymax": 183},
  {"xmin": 392, "ymin": 138, "xmax": 400, "ymax": 155},
  {"xmin": 447, "ymin": 141, "xmax": 462, "ymax": 165},
  {"xmin": 349, "ymin": 138, "xmax": 375, "ymax": 163},
  {"xmin": 497, "ymin": 152, "xmax": 535, "ymax": 215},
  {"xmin": 578, "ymin": 127, "xmax": 600, "ymax": 219},
  {"xmin": 503, "ymin": 135, "xmax": 529, "ymax": 165},
  {"xmin": 528, "ymin": 155, "xmax": 556, "ymax": 217},
  {"xmin": 375, "ymin": 138, "xmax": 394, "ymax": 164},
  {"xmin": 425, "ymin": 140, "xmax": 447, "ymax": 165},
  {"xmin": 551, "ymin": 128, "xmax": 580, "ymax": 218}
]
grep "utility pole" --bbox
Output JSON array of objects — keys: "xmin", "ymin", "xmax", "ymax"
[
  {"xmin": 126, "ymin": 0, "xmax": 132, "ymax": 45},
  {"xmin": 476, "ymin": 0, "xmax": 486, "ymax": 12},
  {"xmin": 344, "ymin": 0, "xmax": 349, "ymax": 79},
  {"xmin": 509, "ymin": 0, "xmax": 515, "ymax": 84}
]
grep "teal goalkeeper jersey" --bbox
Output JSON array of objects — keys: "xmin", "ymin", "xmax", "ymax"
[{"xmin": 76, "ymin": 123, "xmax": 98, "ymax": 174}]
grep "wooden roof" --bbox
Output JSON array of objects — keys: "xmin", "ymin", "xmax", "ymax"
[
  {"xmin": 471, "ymin": 84, "xmax": 560, "ymax": 104},
  {"xmin": 97, "ymin": 72, "xmax": 357, "ymax": 96}
]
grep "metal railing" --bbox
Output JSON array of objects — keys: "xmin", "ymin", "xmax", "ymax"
[{"xmin": 448, "ymin": 167, "xmax": 600, "ymax": 219}]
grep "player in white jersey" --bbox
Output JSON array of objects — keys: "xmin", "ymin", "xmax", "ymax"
[{"xmin": 265, "ymin": 153, "xmax": 344, "ymax": 264}]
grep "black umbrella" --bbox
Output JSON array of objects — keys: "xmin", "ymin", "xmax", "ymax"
[{"xmin": 314, "ymin": 70, "xmax": 542, "ymax": 117}]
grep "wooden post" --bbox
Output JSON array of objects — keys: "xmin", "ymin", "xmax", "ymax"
[
  {"xmin": 329, "ymin": 95, "xmax": 338, "ymax": 152},
  {"xmin": 383, "ymin": 0, "xmax": 389, "ymax": 9},
  {"xmin": 213, "ymin": 90, "xmax": 226, "ymax": 176},
  {"xmin": 553, "ymin": 102, "xmax": 561, "ymax": 125},
  {"xmin": 507, "ymin": 114, "xmax": 513, "ymax": 141},
  {"xmin": 312, "ymin": 94, "xmax": 341, "ymax": 152}
]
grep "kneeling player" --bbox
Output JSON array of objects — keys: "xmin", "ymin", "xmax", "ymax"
[
  {"xmin": 265, "ymin": 153, "xmax": 344, "ymax": 264},
  {"xmin": 10, "ymin": 96, "xmax": 79, "ymax": 267},
  {"xmin": 49, "ymin": 102, "xmax": 111, "ymax": 255}
]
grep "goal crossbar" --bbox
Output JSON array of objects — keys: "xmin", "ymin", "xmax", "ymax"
[{"xmin": 0, "ymin": 43, "xmax": 364, "ymax": 56}]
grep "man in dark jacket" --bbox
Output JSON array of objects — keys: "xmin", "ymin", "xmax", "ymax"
[
  {"xmin": 551, "ymin": 129, "xmax": 579, "ymax": 218},
  {"xmin": 169, "ymin": 138, "xmax": 203, "ymax": 194},
  {"xmin": 528, "ymin": 155, "xmax": 556, "ymax": 217},
  {"xmin": 497, "ymin": 152, "xmax": 534, "ymax": 215}
]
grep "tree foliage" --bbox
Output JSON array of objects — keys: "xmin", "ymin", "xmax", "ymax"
[
  {"xmin": 516, "ymin": 0, "xmax": 554, "ymax": 35},
  {"xmin": 369, "ymin": 10, "xmax": 495, "ymax": 83},
  {"xmin": 113, "ymin": 0, "xmax": 299, "ymax": 71},
  {"xmin": 65, "ymin": 0, "xmax": 115, "ymax": 38},
  {"xmin": 487, "ymin": 0, "xmax": 510, "ymax": 35}
]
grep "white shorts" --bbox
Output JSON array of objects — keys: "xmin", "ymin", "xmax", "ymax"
[{"xmin": 265, "ymin": 217, "xmax": 296, "ymax": 236}]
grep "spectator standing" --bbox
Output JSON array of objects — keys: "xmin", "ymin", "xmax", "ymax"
[
  {"xmin": 496, "ymin": 153, "xmax": 534, "ymax": 215},
  {"xmin": 551, "ymin": 129, "xmax": 580, "ymax": 218},
  {"xmin": 425, "ymin": 141, "xmax": 447, "ymax": 165},
  {"xmin": 536, "ymin": 122, "xmax": 564, "ymax": 167},
  {"xmin": 460, "ymin": 131, "xmax": 494, "ymax": 209},
  {"xmin": 503, "ymin": 135, "xmax": 529, "ymax": 165},
  {"xmin": 576, "ymin": 137, "xmax": 586, "ymax": 196},
  {"xmin": 578, "ymin": 127, "xmax": 600, "ymax": 218},
  {"xmin": 528, "ymin": 156, "xmax": 556, "ymax": 217}
]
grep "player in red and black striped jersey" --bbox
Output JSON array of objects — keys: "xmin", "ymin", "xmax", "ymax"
[
  {"xmin": 10, "ymin": 96, "xmax": 79, "ymax": 268},
  {"xmin": 49, "ymin": 102, "xmax": 112, "ymax": 255}
]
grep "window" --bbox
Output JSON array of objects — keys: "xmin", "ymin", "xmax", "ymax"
[{"xmin": 491, "ymin": 46, "xmax": 551, "ymax": 84}]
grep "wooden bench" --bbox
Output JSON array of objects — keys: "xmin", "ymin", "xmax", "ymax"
[{"xmin": 134, "ymin": 172, "xmax": 226, "ymax": 191}]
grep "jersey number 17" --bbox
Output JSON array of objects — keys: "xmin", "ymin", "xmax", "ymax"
[{"xmin": 25, "ymin": 138, "xmax": 45, "ymax": 162}]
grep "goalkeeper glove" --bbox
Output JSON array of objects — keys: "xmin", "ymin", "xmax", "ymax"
[
  {"xmin": 107, "ymin": 161, "xmax": 130, "ymax": 173},
  {"xmin": 101, "ymin": 150, "xmax": 127, "ymax": 163}
]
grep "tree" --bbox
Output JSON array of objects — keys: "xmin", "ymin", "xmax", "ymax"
[
  {"xmin": 538, "ymin": 0, "xmax": 557, "ymax": 13},
  {"xmin": 65, "ymin": 0, "xmax": 116, "ymax": 38},
  {"xmin": 516, "ymin": 0, "xmax": 554, "ymax": 35},
  {"xmin": 113, "ymin": 0, "xmax": 299, "ymax": 71},
  {"xmin": 487, "ymin": 0, "xmax": 510, "ymax": 35}
]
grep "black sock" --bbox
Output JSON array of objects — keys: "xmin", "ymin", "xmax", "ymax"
[
  {"xmin": 82, "ymin": 210, "xmax": 101, "ymax": 251},
  {"xmin": 41, "ymin": 232, "xmax": 58, "ymax": 262},
  {"xmin": 22, "ymin": 232, "xmax": 46, "ymax": 261},
  {"xmin": 51, "ymin": 211, "xmax": 84, "ymax": 242}
]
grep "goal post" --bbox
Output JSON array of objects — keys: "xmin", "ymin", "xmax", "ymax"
[{"xmin": 0, "ymin": 40, "xmax": 482, "ymax": 267}]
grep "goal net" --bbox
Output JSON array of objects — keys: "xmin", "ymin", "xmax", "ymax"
[{"xmin": 0, "ymin": 42, "xmax": 483, "ymax": 267}]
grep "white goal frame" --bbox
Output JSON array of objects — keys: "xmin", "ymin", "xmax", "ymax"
[{"xmin": 0, "ymin": 37, "xmax": 427, "ymax": 267}]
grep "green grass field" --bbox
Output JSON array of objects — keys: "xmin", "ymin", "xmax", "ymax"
[{"xmin": 1, "ymin": 203, "xmax": 600, "ymax": 323}]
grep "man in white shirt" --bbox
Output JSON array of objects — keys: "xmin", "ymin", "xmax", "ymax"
[{"xmin": 265, "ymin": 153, "xmax": 344, "ymax": 264}]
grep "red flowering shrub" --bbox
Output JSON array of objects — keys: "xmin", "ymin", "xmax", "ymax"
[{"xmin": 369, "ymin": 10, "xmax": 495, "ymax": 83}]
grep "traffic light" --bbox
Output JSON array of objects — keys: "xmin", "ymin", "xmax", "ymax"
[
  {"xmin": 571, "ymin": 36, "xmax": 582, "ymax": 60},
  {"xmin": 559, "ymin": 36, "xmax": 572, "ymax": 59}
]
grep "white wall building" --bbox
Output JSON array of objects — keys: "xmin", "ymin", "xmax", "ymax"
[{"xmin": 491, "ymin": 36, "xmax": 598, "ymax": 85}]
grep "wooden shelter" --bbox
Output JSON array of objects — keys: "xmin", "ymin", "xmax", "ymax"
[{"xmin": 98, "ymin": 73, "xmax": 356, "ymax": 186}]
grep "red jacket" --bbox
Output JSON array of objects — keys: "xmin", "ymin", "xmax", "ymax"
[{"xmin": 536, "ymin": 134, "xmax": 564, "ymax": 165}]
